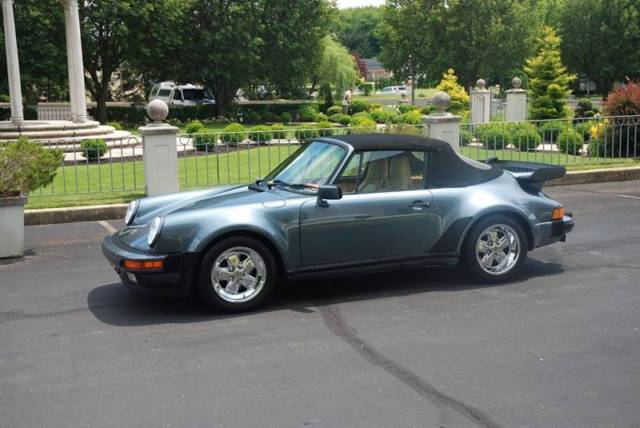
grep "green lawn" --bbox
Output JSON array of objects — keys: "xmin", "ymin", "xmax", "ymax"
[{"xmin": 26, "ymin": 144, "xmax": 640, "ymax": 209}]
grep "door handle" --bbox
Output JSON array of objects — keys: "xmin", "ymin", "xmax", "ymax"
[{"xmin": 408, "ymin": 200, "xmax": 430, "ymax": 209}]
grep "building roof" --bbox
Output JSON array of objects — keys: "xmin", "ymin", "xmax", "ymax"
[{"xmin": 362, "ymin": 58, "xmax": 386, "ymax": 72}]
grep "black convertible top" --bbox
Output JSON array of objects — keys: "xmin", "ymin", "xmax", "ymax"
[
  {"xmin": 327, "ymin": 134, "xmax": 449, "ymax": 152},
  {"xmin": 322, "ymin": 133, "xmax": 503, "ymax": 187}
]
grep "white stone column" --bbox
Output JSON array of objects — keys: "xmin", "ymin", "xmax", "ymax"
[
  {"xmin": 505, "ymin": 77, "xmax": 527, "ymax": 122},
  {"xmin": 2, "ymin": 0, "xmax": 23, "ymax": 124},
  {"xmin": 470, "ymin": 79, "xmax": 491, "ymax": 124},
  {"xmin": 140, "ymin": 100, "xmax": 179, "ymax": 196},
  {"xmin": 423, "ymin": 92, "xmax": 461, "ymax": 152},
  {"xmin": 63, "ymin": 0, "xmax": 87, "ymax": 123}
]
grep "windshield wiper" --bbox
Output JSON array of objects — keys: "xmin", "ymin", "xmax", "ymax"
[{"xmin": 270, "ymin": 179, "xmax": 318, "ymax": 189}]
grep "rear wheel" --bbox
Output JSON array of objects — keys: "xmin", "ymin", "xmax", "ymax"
[
  {"xmin": 197, "ymin": 237, "xmax": 277, "ymax": 312},
  {"xmin": 462, "ymin": 215, "xmax": 527, "ymax": 283}
]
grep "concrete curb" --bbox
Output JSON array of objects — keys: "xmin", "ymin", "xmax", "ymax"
[
  {"xmin": 25, "ymin": 204, "xmax": 127, "ymax": 226},
  {"xmin": 23, "ymin": 166, "xmax": 640, "ymax": 225}
]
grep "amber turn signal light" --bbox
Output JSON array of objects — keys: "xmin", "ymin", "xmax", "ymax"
[
  {"xmin": 123, "ymin": 259, "xmax": 164, "ymax": 270},
  {"xmin": 552, "ymin": 207, "xmax": 565, "ymax": 221}
]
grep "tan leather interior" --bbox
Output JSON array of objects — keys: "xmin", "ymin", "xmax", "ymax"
[{"xmin": 357, "ymin": 158, "xmax": 388, "ymax": 193}]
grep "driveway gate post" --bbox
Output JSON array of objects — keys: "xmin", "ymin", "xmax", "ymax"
[{"xmin": 423, "ymin": 91, "xmax": 462, "ymax": 152}]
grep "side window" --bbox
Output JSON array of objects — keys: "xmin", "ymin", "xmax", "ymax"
[
  {"xmin": 172, "ymin": 90, "xmax": 183, "ymax": 102},
  {"xmin": 356, "ymin": 150, "xmax": 425, "ymax": 194},
  {"xmin": 335, "ymin": 153, "xmax": 362, "ymax": 194}
]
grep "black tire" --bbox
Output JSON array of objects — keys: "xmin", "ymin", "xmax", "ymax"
[
  {"xmin": 197, "ymin": 236, "xmax": 278, "ymax": 312},
  {"xmin": 462, "ymin": 215, "xmax": 528, "ymax": 283}
]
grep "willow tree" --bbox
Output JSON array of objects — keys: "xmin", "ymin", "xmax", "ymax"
[
  {"xmin": 310, "ymin": 36, "xmax": 359, "ymax": 98},
  {"xmin": 524, "ymin": 27, "xmax": 576, "ymax": 120}
]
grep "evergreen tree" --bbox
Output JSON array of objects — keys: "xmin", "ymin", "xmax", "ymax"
[
  {"xmin": 524, "ymin": 27, "xmax": 576, "ymax": 120},
  {"xmin": 435, "ymin": 69, "xmax": 469, "ymax": 114}
]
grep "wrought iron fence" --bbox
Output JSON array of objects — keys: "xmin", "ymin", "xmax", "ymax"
[{"xmin": 460, "ymin": 115, "xmax": 640, "ymax": 167}]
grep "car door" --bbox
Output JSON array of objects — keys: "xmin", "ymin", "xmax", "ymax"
[{"xmin": 299, "ymin": 150, "xmax": 433, "ymax": 267}]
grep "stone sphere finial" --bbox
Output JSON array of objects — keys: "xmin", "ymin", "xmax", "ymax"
[
  {"xmin": 512, "ymin": 77, "xmax": 522, "ymax": 89},
  {"xmin": 147, "ymin": 99, "xmax": 169, "ymax": 123},
  {"xmin": 433, "ymin": 91, "xmax": 450, "ymax": 113},
  {"xmin": 476, "ymin": 79, "xmax": 487, "ymax": 90}
]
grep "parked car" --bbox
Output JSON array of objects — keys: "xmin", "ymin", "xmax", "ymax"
[
  {"xmin": 102, "ymin": 134, "xmax": 574, "ymax": 312},
  {"xmin": 149, "ymin": 81, "xmax": 215, "ymax": 105},
  {"xmin": 379, "ymin": 85, "xmax": 407, "ymax": 95}
]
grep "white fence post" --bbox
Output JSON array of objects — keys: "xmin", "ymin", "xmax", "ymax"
[
  {"xmin": 505, "ymin": 77, "xmax": 527, "ymax": 122},
  {"xmin": 423, "ymin": 91, "xmax": 461, "ymax": 152},
  {"xmin": 471, "ymin": 79, "xmax": 491, "ymax": 124},
  {"xmin": 139, "ymin": 100, "xmax": 179, "ymax": 196}
]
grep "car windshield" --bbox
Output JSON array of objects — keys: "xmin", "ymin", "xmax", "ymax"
[{"xmin": 264, "ymin": 141, "xmax": 347, "ymax": 191}]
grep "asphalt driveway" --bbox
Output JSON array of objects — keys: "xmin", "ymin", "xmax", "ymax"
[{"xmin": 1, "ymin": 181, "xmax": 639, "ymax": 428}]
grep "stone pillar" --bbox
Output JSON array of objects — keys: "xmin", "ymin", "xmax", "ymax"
[
  {"xmin": 63, "ymin": 0, "xmax": 87, "ymax": 123},
  {"xmin": 2, "ymin": 0, "xmax": 23, "ymax": 124},
  {"xmin": 139, "ymin": 100, "xmax": 179, "ymax": 196},
  {"xmin": 505, "ymin": 77, "xmax": 527, "ymax": 122},
  {"xmin": 423, "ymin": 91, "xmax": 462, "ymax": 152},
  {"xmin": 470, "ymin": 79, "xmax": 491, "ymax": 124}
]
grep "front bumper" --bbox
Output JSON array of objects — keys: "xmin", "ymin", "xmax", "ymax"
[
  {"xmin": 533, "ymin": 213, "xmax": 574, "ymax": 248},
  {"xmin": 101, "ymin": 235, "xmax": 198, "ymax": 297}
]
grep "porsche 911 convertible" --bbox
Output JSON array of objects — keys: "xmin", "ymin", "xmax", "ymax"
[{"xmin": 102, "ymin": 134, "xmax": 574, "ymax": 311}]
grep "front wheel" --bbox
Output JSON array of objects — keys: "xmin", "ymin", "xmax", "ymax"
[
  {"xmin": 197, "ymin": 237, "xmax": 278, "ymax": 312},
  {"xmin": 462, "ymin": 215, "xmax": 528, "ymax": 283}
]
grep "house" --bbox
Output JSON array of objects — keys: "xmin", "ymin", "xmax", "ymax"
[{"xmin": 362, "ymin": 58, "xmax": 392, "ymax": 81}]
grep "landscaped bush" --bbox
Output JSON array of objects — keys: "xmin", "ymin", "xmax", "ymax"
[
  {"xmin": 384, "ymin": 124, "xmax": 421, "ymax": 135},
  {"xmin": 370, "ymin": 108, "xmax": 398, "ymax": 124},
  {"xmin": 315, "ymin": 113, "xmax": 328, "ymax": 122},
  {"xmin": 297, "ymin": 105, "xmax": 318, "ymax": 122},
  {"xmin": 193, "ymin": 133, "xmax": 218, "ymax": 151},
  {"xmin": 435, "ymin": 68, "xmax": 470, "ymax": 114},
  {"xmin": 329, "ymin": 113, "xmax": 351, "ymax": 126},
  {"xmin": 294, "ymin": 126, "xmax": 320, "ymax": 141},
  {"xmin": 398, "ymin": 110, "xmax": 422, "ymax": 125},
  {"xmin": 270, "ymin": 124, "xmax": 288, "ymax": 140},
  {"xmin": 574, "ymin": 98, "xmax": 598, "ymax": 118},
  {"xmin": 398, "ymin": 103, "xmax": 420, "ymax": 114},
  {"xmin": 220, "ymin": 123, "xmax": 246, "ymax": 144},
  {"xmin": 460, "ymin": 129, "xmax": 474, "ymax": 146},
  {"xmin": 81, "ymin": 139, "xmax": 108, "ymax": 161},
  {"xmin": 327, "ymin": 105, "xmax": 343, "ymax": 116},
  {"xmin": 537, "ymin": 120, "xmax": 566, "ymax": 142},
  {"xmin": 509, "ymin": 123, "xmax": 542, "ymax": 151},
  {"xmin": 247, "ymin": 125, "xmax": 273, "ymax": 144},
  {"xmin": 185, "ymin": 120, "xmax": 205, "ymax": 134},
  {"xmin": 317, "ymin": 122, "xmax": 337, "ymax": 137},
  {"xmin": 350, "ymin": 112, "xmax": 373, "ymax": 123},
  {"xmin": 279, "ymin": 112, "xmax": 292, "ymax": 124},
  {"xmin": 108, "ymin": 121, "xmax": 124, "ymax": 130},
  {"xmin": 0, "ymin": 138, "xmax": 63, "ymax": 197},
  {"xmin": 420, "ymin": 104, "xmax": 436, "ymax": 115},
  {"xmin": 598, "ymin": 82, "xmax": 640, "ymax": 157},
  {"xmin": 477, "ymin": 123, "xmax": 512, "ymax": 149},
  {"xmin": 350, "ymin": 100, "xmax": 370, "ymax": 114},
  {"xmin": 556, "ymin": 127, "xmax": 584, "ymax": 154},
  {"xmin": 244, "ymin": 111, "xmax": 261, "ymax": 124},
  {"xmin": 350, "ymin": 117, "xmax": 377, "ymax": 133}
]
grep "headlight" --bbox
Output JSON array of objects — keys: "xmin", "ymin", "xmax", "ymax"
[
  {"xmin": 147, "ymin": 216, "xmax": 164, "ymax": 247},
  {"xmin": 125, "ymin": 200, "xmax": 139, "ymax": 225}
]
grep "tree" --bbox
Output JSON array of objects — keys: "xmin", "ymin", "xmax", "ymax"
[
  {"xmin": 524, "ymin": 27, "xmax": 576, "ymax": 120},
  {"xmin": 332, "ymin": 6, "xmax": 383, "ymax": 58},
  {"xmin": 435, "ymin": 69, "xmax": 469, "ymax": 114},
  {"xmin": 310, "ymin": 36, "xmax": 359, "ymax": 98},
  {"xmin": 560, "ymin": 0, "xmax": 640, "ymax": 96}
]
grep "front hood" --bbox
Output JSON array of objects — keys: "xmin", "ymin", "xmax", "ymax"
[{"xmin": 133, "ymin": 185, "xmax": 299, "ymax": 225}]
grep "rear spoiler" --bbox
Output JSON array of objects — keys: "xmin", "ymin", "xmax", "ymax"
[{"xmin": 485, "ymin": 158, "xmax": 566, "ymax": 192}]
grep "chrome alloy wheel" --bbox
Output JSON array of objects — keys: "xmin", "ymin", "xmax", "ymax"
[
  {"xmin": 211, "ymin": 247, "xmax": 267, "ymax": 303},
  {"xmin": 475, "ymin": 224, "xmax": 521, "ymax": 276}
]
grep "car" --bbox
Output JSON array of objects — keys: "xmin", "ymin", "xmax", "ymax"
[
  {"xmin": 379, "ymin": 85, "xmax": 407, "ymax": 95},
  {"xmin": 102, "ymin": 134, "xmax": 574, "ymax": 312},
  {"xmin": 149, "ymin": 81, "xmax": 215, "ymax": 106}
]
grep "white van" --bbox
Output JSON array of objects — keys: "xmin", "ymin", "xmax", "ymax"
[{"xmin": 149, "ymin": 82, "xmax": 215, "ymax": 105}]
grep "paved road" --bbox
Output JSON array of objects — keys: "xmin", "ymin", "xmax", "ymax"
[{"xmin": 1, "ymin": 181, "xmax": 639, "ymax": 428}]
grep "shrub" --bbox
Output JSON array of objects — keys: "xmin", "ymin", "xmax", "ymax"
[
  {"xmin": 537, "ymin": 120, "xmax": 566, "ymax": 142},
  {"xmin": 108, "ymin": 121, "xmax": 124, "ymax": 130},
  {"xmin": 294, "ymin": 126, "xmax": 319, "ymax": 141},
  {"xmin": 574, "ymin": 98, "xmax": 598, "ymax": 118},
  {"xmin": 0, "ymin": 138, "xmax": 64, "ymax": 197},
  {"xmin": 509, "ymin": 123, "xmax": 542, "ymax": 152},
  {"xmin": 573, "ymin": 120, "xmax": 596, "ymax": 142},
  {"xmin": 279, "ymin": 112, "xmax": 292, "ymax": 124},
  {"xmin": 420, "ymin": 104, "xmax": 436, "ymax": 115},
  {"xmin": 350, "ymin": 100, "xmax": 370, "ymax": 114},
  {"xmin": 185, "ymin": 120, "xmax": 205, "ymax": 134},
  {"xmin": 327, "ymin": 105, "xmax": 343, "ymax": 116},
  {"xmin": 317, "ymin": 122, "xmax": 337, "ymax": 137},
  {"xmin": 556, "ymin": 127, "xmax": 584, "ymax": 154},
  {"xmin": 193, "ymin": 133, "xmax": 218, "ymax": 151},
  {"xmin": 329, "ymin": 113, "xmax": 351, "ymax": 126},
  {"xmin": 460, "ymin": 129, "xmax": 474, "ymax": 146},
  {"xmin": 477, "ymin": 123, "xmax": 512, "ymax": 149},
  {"xmin": 247, "ymin": 125, "xmax": 273, "ymax": 144},
  {"xmin": 220, "ymin": 123, "xmax": 246, "ymax": 144},
  {"xmin": 398, "ymin": 110, "xmax": 422, "ymax": 125},
  {"xmin": 350, "ymin": 117, "xmax": 377, "ymax": 134},
  {"xmin": 270, "ymin": 124, "xmax": 288, "ymax": 140},
  {"xmin": 244, "ymin": 111, "xmax": 261, "ymax": 124},
  {"xmin": 398, "ymin": 103, "xmax": 420, "ymax": 114},
  {"xmin": 81, "ymin": 139, "xmax": 108, "ymax": 161},
  {"xmin": 435, "ymin": 68, "xmax": 470, "ymax": 114},
  {"xmin": 350, "ymin": 114, "xmax": 376, "ymax": 127},
  {"xmin": 297, "ymin": 105, "xmax": 317, "ymax": 122},
  {"xmin": 385, "ymin": 124, "xmax": 421, "ymax": 135},
  {"xmin": 605, "ymin": 81, "xmax": 640, "ymax": 116},
  {"xmin": 350, "ymin": 112, "xmax": 373, "ymax": 123},
  {"xmin": 370, "ymin": 108, "xmax": 398, "ymax": 124},
  {"xmin": 315, "ymin": 113, "xmax": 328, "ymax": 122},
  {"xmin": 600, "ymin": 82, "xmax": 640, "ymax": 157}
]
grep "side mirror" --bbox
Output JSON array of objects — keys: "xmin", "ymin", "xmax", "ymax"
[{"xmin": 317, "ymin": 184, "xmax": 342, "ymax": 207}]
